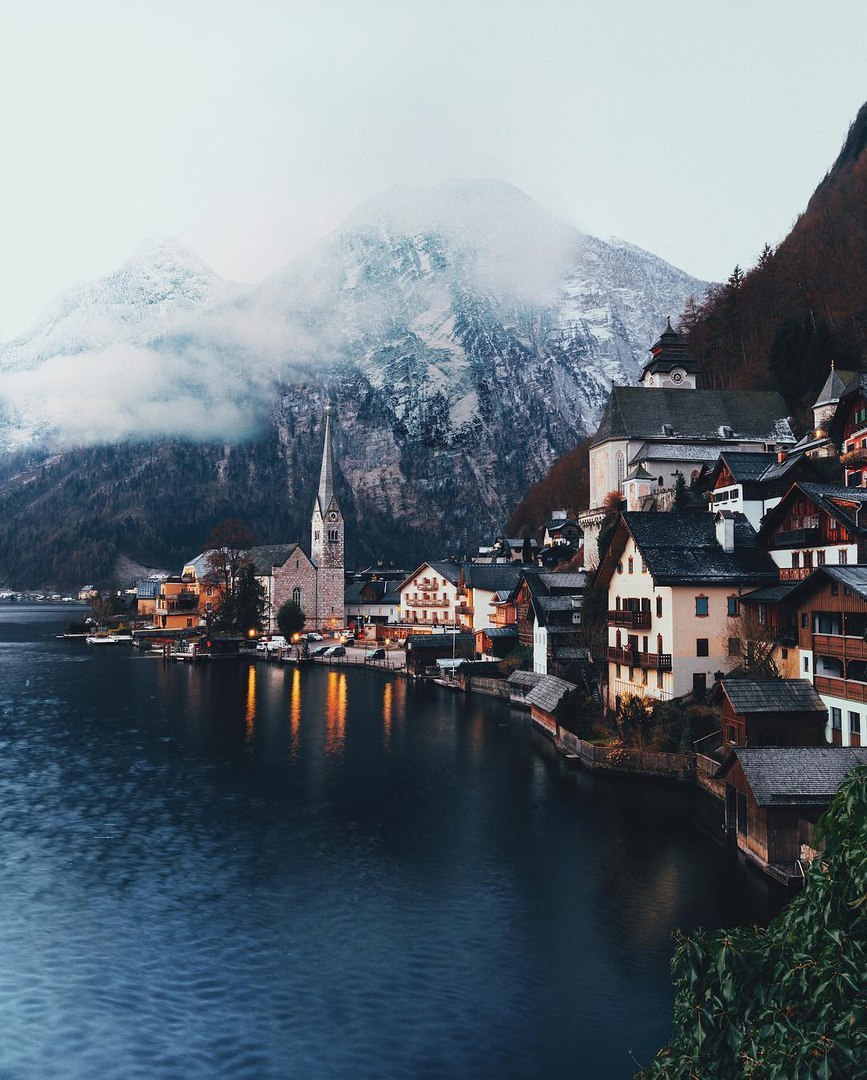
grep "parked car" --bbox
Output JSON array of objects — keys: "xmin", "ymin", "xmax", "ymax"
[
  {"xmin": 256, "ymin": 636, "xmax": 287, "ymax": 653},
  {"xmin": 323, "ymin": 645, "xmax": 346, "ymax": 657},
  {"xmin": 304, "ymin": 632, "xmax": 323, "ymax": 641},
  {"xmin": 311, "ymin": 645, "xmax": 329, "ymax": 656},
  {"xmin": 364, "ymin": 648, "xmax": 386, "ymax": 662}
]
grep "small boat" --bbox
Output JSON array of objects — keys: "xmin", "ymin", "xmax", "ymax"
[{"xmin": 86, "ymin": 634, "xmax": 134, "ymax": 646}]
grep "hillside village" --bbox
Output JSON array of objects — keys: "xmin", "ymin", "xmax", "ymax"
[{"xmin": 51, "ymin": 317, "xmax": 867, "ymax": 887}]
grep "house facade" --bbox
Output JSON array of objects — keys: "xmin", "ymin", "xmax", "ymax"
[
  {"xmin": 397, "ymin": 562, "xmax": 462, "ymax": 630},
  {"xmin": 596, "ymin": 512, "xmax": 779, "ymax": 709}
]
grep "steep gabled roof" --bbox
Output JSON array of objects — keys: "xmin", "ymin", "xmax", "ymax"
[
  {"xmin": 813, "ymin": 367, "xmax": 848, "ymax": 408},
  {"xmin": 525, "ymin": 674, "xmax": 576, "ymax": 713},
  {"xmin": 461, "ymin": 564, "xmax": 523, "ymax": 593},
  {"xmin": 718, "ymin": 747, "xmax": 867, "ymax": 806},
  {"xmin": 398, "ymin": 561, "xmax": 462, "ymax": 591},
  {"xmin": 592, "ymin": 387, "xmax": 796, "ymax": 447},
  {"xmin": 600, "ymin": 512, "xmax": 778, "ymax": 587},
  {"xmin": 719, "ymin": 678, "xmax": 827, "ymax": 715},
  {"xmin": 768, "ymin": 565, "xmax": 867, "ymax": 606},
  {"xmin": 760, "ymin": 482, "xmax": 867, "ymax": 540},
  {"xmin": 246, "ymin": 544, "xmax": 303, "ymax": 576},
  {"xmin": 710, "ymin": 450, "xmax": 777, "ymax": 484}
]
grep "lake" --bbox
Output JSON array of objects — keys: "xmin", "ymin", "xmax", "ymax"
[{"xmin": 0, "ymin": 605, "xmax": 782, "ymax": 1079}]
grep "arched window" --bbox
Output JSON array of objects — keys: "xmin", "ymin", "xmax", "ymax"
[
  {"xmin": 292, "ymin": 587, "xmax": 302, "ymax": 605},
  {"xmin": 328, "ymin": 528, "xmax": 339, "ymax": 542},
  {"xmin": 616, "ymin": 452, "xmax": 626, "ymax": 491}
]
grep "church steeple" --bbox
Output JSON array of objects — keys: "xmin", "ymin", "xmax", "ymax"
[
  {"xmin": 310, "ymin": 405, "xmax": 345, "ymax": 630},
  {"xmin": 638, "ymin": 316, "xmax": 701, "ymax": 389}
]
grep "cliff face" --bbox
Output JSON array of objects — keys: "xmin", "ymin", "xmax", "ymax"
[{"xmin": 0, "ymin": 181, "xmax": 706, "ymax": 587}]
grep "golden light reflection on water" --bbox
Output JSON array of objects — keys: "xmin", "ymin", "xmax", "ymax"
[
  {"xmin": 383, "ymin": 682, "xmax": 393, "ymax": 743},
  {"xmin": 324, "ymin": 671, "xmax": 347, "ymax": 756},
  {"xmin": 245, "ymin": 663, "xmax": 257, "ymax": 743},
  {"xmin": 289, "ymin": 667, "xmax": 302, "ymax": 756}
]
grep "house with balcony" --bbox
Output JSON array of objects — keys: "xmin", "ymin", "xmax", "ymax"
[
  {"xmin": 712, "ymin": 677, "xmax": 828, "ymax": 756},
  {"xmin": 596, "ymin": 511, "xmax": 779, "ymax": 711},
  {"xmin": 756, "ymin": 565, "xmax": 867, "ymax": 747},
  {"xmin": 153, "ymin": 574, "xmax": 202, "ymax": 630},
  {"xmin": 511, "ymin": 571, "xmax": 588, "ymax": 677},
  {"xmin": 705, "ymin": 449, "xmax": 820, "ymax": 530},
  {"xmin": 344, "ymin": 578, "xmax": 401, "ymax": 630},
  {"xmin": 397, "ymin": 562, "xmax": 462, "ymax": 631},
  {"xmin": 826, "ymin": 371, "xmax": 867, "ymax": 485},
  {"xmin": 455, "ymin": 564, "xmax": 523, "ymax": 632},
  {"xmin": 758, "ymin": 482, "xmax": 867, "ymax": 580}
]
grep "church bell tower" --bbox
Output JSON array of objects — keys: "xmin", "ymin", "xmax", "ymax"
[{"xmin": 310, "ymin": 406, "xmax": 345, "ymax": 629}]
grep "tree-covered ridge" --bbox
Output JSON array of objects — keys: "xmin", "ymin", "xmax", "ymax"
[{"xmin": 638, "ymin": 767, "xmax": 867, "ymax": 1078}]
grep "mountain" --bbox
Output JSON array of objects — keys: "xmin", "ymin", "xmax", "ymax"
[
  {"xmin": 681, "ymin": 102, "xmax": 867, "ymax": 422},
  {"xmin": 0, "ymin": 180, "xmax": 707, "ymax": 587}
]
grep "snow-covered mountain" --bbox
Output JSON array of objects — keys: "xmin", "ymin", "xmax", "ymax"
[{"xmin": 0, "ymin": 180, "xmax": 709, "ymax": 583}]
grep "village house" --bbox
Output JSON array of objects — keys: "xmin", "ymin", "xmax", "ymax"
[
  {"xmin": 712, "ymin": 677, "xmax": 828, "ymax": 756},
  {"xmin": 456, "ymin": 563, "xmax": 523, "ymax": 632},
  {"xmin": 511, "ymin": 571, "xmax": 587, "ymax": 677},
  {"xmin": 758, "ymin": 482, "xmax": 867, "ymax": 581},
  {"xmin": 541, "ymin": 511, "xmax": 582, "ymax": 550},
  {"xmin": 705, "ymin": 449, "xmax": 822, "ymax": 530},
  {"xmin": 135, "ymin": 579, "xmax": 160, "ymax": 619},
  {"xmin": 397, "ymin": 562, "xmax": 462, "ymax": 632},
  {"xmin": 717, "ymin": 746, "xmax": 867, "ymax": 883},
  {"xmin": 826, "ymin": 371, "xmax": 867, "ymax": 484},
  {"xmin": 596, "ymin": 511, "xmax": 779, "ymax": 710},
  {"xmin": 580, "ymin": 318, "xmax": 796, "ymax": 565},
  {"xmin": 153, "ymin": 573, "xmax": 202, "ymax": 630},
  {"xmin": 344, "ymin": 578, "xmax": 401, "ymax": 632},
  {"xmin": 404, "ymin": 632, "xmax": 475, "ymax": 678}
]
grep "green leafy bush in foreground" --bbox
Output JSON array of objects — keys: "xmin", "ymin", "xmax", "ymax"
[{"xmin": 638, "ymin": 766, "xmax": 867, "ymax": 1078}]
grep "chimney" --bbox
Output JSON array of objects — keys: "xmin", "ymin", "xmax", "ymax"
[
  {"xmin": 715, "ymin": 511, "xmax": 735, "ymax": 553},
  {"xmin": 777, "ymin": 450, "xmax": 787, "ymax": 464}
]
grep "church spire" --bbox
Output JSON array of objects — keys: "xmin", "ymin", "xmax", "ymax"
[{"xmin": 316, "ymin": 405, "xmax": 336, "ymax": 515}]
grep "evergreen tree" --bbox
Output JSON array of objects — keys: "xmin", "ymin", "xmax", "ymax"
[{"xmin": 276, "ymin": 599, "xmax": 306, "ymax": 639}]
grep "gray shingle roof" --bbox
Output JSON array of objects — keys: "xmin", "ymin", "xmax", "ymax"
[
  {"xmin": 507, "ymin": 670, "xmax": 544, "ymax": 688},
  {"xmin": 536, "ymin": 596, "xmax": 578, "ymax": 612},
  {"xmin": 484, "ymin": 626, "xmax": 518, "ymax": 638},
  {"xmin": 135, "ymin": 579, "xmax": 161, "ymax": 599},
  {"xmin": 715, "ymin": 451, "xmax": 777, "ymax": 482},
  {"xmin": 462, "ymin": 564, "xmax": 523, "ymax": 592},
  {"xmin": 538, "ymin": 572, "xmax": 588, "ymax": 592},
  {"xmin": 720, "ymin": 678, "xmax": 827, "ymax": 715},
  {"xmin": 632, "ymin": 441, "xmax": 731, "ymax": 464},
  {"xmin": 592, "ymin": 387, "xmax": 796, "ymax": 446},
  {"xmin": 721, "ymin": 747, "xmax": 867, "ymax": 806},
  {"xmin": 246, "ymin": 544, "xmax": 302, "ymax": 576},
  {"xmin": 620, "ymin": 512, "xmax": 779, "ymax": 586},
  {"xmin": 405, "ymin": 633, "xmax": 474, "ymax": 651},
  {"xmin": 525, "ymin": 674, "xmax": 576, "ymax": 713},
  {"xmin": 813, "ymin": 367, "xmax": 848, "ymax": 407}
]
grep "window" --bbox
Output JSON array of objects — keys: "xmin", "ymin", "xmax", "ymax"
[
  {"xmin": 840, "ymin": 549, "xmax": 849, "ymax": 565},
  {"xmin": 695, "ymin": 595, "xmax": 709, "ymax": 617},
  {"xmin": 758, "ymin": 603, "xmax": 767, "ymax": 625},
  {"xmin": 628, "ymin": 557, "xmax": 634, "ymax": 574},
  {"xmin": 292, "ymin": 587, "xmax": 302, "ymax": 605},
  {"xmin": 328, "ymin": 528, "xmax": 339, "ymax": 542},
  {"xmin": 829, "ymin": 517, "xmax": 838, "ymax": 531},
  {"xmin": 804, "ymin": 551, "xmax": 813, "ymax": 568},
  {"xmin": 849, "ymin": 712, "xmax": 860, "ymax": 736},
  {"xmin": 727, "ymin": 724, "xmax": 737, "ymax": 745},
  {"xmin": 657, "ymin": 633, "xmax": 663, "ymax": 653},
  {"xmin": 737, "ymin": 792, "xmax": 748, "ymax": 837},
  {"xmin": 801, "ymin": 613, "xmax": 809, "ymax": 628},
  {"xmin": 804, "ymin": 655, "xmax": 810, "ymax": 673},
  {"xmin": 727, "ymin": 636, "xmax": 741, "ymax": 657},
  {"xmin": 642, "ymin": 669, "xmax": 648, "ymax": 685},
  {"xmin": 727, "ymin": 596, "xmax": 739, "ymax": 617},
  {"xmin": 641, "ymin": 560, "xmax": 647, "ymax": 574},
  {"xmin": 616, "ymin": 451, "xmax": 626, "ymax": 492},
  {"xmin": 831, "ymin": 581, "xmax": 839, "ymax": 596},
  {"xmin": 656, "ymin": 670, "xmax": 663, "ymax": 689},
  {"xmin": 791, "ymin": 552, "xmax": 800, "ymax": 568},
  {"xmin": 314, "ymin": 530, "xmax": 320, "ymax": 542},
  {"xmin": 831, "ymin": 708, "xmax": 842, "ymax": 731},
  {"xmin": 656, "ymin": 596, "xmax": 662, "ymax": 618},
  {"xmin": 617, "ymin": 562, "xmax": 624, "ymax": 575},
  {"xmin": 781, "ymin": 648, "xmax": 788, "ymax": 659},
  {"xmin": 696, "ymin": 638, "xmax": 709, "ymax": 657},
  {"xmin": 616, "ymin": 663, "xmax": 621, "ymax": 678},
  {"xmin": 817, "ymin": 550, "xmax": 826, "ymax": 566}
]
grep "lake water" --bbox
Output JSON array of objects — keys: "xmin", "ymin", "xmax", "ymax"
[{"xmin": 0, "ymin": 605, "xmax": 782, "ymax": 1079}]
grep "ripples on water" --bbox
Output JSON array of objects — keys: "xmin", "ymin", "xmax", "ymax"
[{"xmin": 0, "ymin": 607, "xmax": 784, "ymax": 1079}]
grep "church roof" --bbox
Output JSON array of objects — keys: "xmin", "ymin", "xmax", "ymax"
[
  {"xmin": 246, "ymin": 544, "xmax": 303, "ymax": 576},
  {"xmin": 813, "ymin": 366, "xmax": 848, "ymax": 408},
  {"xmin": 592, "ymin": 387, "xmax": 796, "ymax": 447},
  {"xmin": 639, "ymin": 317, "xmax": 702, "ymax": 377}
]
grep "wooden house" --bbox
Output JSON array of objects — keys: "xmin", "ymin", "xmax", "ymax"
[
  {"xmin": 717, "ymin": 746, "xmax": 867, "ymax": 882},
  {"xmin": 713, "ymin": 678, "xmax": 828, "ymax": 755},
  {"xmin": 404, "ymin": 633, "xmax": 475, "ymax": 678}
]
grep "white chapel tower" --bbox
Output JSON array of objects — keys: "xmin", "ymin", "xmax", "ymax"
[{"xmin": 310, "ymin": 406, "xmax": 345, "ymax": 630}]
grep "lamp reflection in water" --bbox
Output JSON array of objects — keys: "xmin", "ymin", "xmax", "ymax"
[
  {"xmin": 383, "ymin": 681, "xmax": 393, "ymax": 744},
  {"xmin": 289, "ymin": 666, "xmax": 302, "ymax": 759},
  {"xmin": 245, "ymin": 663, "xmax": 257, "ymax": 744},
  {"xmin": 324, "ymin": 671, "xmax": 347, "ymax": 756}
]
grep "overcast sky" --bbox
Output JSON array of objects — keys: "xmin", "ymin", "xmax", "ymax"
[{"xmin": 0, "ymin": 0, "xmax": 864, "ymax": 338}]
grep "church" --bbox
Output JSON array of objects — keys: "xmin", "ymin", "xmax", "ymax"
[{"xmin": 184, "ymin": 409, "xmax": 345, "ymax": 633}]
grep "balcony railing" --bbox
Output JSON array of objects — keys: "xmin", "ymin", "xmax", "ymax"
[
  {"xmin": 405, "ymin": 598, "xmax": 450, "ymax": 608},
  {"xmin": 813, "ymin": 633, "xmax": 867, "ymax": 662},
  {"xmin": 814, "ymin": 674, "xmax": 867, "ymax": 705},
  {"xmin": 612, "ymin": 678, "xmax": 672, "ymax": 703},
  {"xmin": 841, "ymin": 447, "xmax": 867, "ymax": 466},
  {"xmin": 779, "ymin": 567, "xmax": 813, "ymax": 581},
  {"xmin": 608, "ymin": 646, "xmax": 672, "ymax": 671},
  {"xmin": 607, "ymin": 609, "xmax": 651, "ymax": 629},
  {"xmin": 770, "ymin": 526, "xmax": 821, "ymax": 549},
  {"xmin": 157, "ymin": 593, "xmax": 199, "ymax": 612},
  {"xmin": 455, "ymin": 604, "xmax": 474, "ymax": 616}
]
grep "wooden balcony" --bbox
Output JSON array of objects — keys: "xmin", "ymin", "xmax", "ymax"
[
  {"xmin": 813, "ymin": 634, "xmax": 867, "ymax": 662},
  {"xmin": 405, "ymin": 598, "xmax": 450, "ymax": 608},
  {"xmin": 814, "ymin": 675, "xmax": 867, "ymax": 705},
  {"xmin": 840, "ymin": 447, "xmax": 867, "ymax": 466},
  {"xmin": 608, "ymin": 646, "xmax": 672, "ymax": 671},
  {"xmin": 779, "ymin": 567, "xmax": 813, "ymax": 581},
  {"xmin": 607, "ymin": 609, "xmax": 651, "ymax": 629},
  {"xmin": 770, "ymin": 526, "xmax": 821, "ymax": 549}
]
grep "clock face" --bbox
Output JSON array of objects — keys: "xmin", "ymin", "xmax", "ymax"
[
  {"xmin": 329, "ymin": 512, "xmax": 337, "ymax": 521},
  {"xmin": 671, "ymin": 370, "xmax": 684, "ymax": 384}
]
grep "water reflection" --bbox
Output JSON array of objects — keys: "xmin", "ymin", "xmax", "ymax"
[
  {"xmin": 324, "ymin": 670, "xmax": 347, "ymax": 756},
  {"xmin": 244, "ymin": 663, "xmax": 256, "ymax": 743},
  {"xmin": 289, "ymin": 667, "xmax": 302, "ymax": 759},
  {"xmin": 383, "ymin": 682, "xmax": 393, "ymax": 745}
]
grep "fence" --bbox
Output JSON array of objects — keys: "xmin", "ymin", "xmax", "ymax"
[{"xmin": 556, "ymin": 729, "xmax": 694, "ymax": 780}]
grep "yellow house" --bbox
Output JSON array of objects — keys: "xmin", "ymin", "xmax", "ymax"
[{"xmin": 153, "ymin": 573, "xmax": 202, "ymax": 630}]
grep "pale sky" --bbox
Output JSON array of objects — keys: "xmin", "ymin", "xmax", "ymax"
[{"xmin": 0, "ymin": 0, "xmax": 865, "ymax": 339}]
